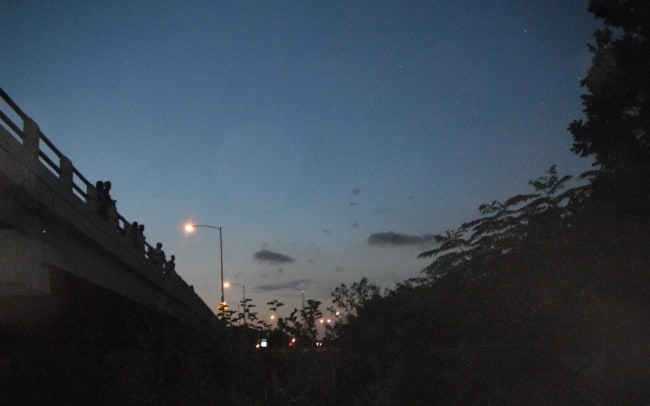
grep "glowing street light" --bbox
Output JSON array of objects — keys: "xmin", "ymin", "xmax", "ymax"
[{"xmin": 185, "ymin": 222, "xmax": 225, "ymax": 310}]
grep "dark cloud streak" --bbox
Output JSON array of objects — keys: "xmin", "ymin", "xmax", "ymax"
[
  {"xmin": 255, "ymin": 278, "xmax": 311, "ymax": 292},
  {"xmin": 367, "ymin": 231, "xmax": 434, "ymax": 246},
  {"xmin": 253, "ymin": 249, "xmax": 294, "ymax": 264}
]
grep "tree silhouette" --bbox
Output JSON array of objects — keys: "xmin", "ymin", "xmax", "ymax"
[
  {"xmin": 569, "ymin": 0, "xmax": 650, "ymax": 173},
  {"xmin": 418, "ymin": 165, "xmax": 588, "ymax": 282},
  {"xmin": 326, "ymin": 277, "xmax": 382, "ymax": 340},
  {"xmin": 330, "ymin": 276, "xmax": 381, "ymax": 318}
]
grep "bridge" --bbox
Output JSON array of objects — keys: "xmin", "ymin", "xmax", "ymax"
[{"xmin": 0, "ymin": 88, "xmax": 216, "ymax": 332}]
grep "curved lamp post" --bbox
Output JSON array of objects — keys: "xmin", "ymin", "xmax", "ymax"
[{"xmin": 185, "ymin": 223, "xmax": 225, "ymax": 310}]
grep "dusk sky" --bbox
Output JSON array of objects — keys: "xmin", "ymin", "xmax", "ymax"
[{"xmin": 1, "ymin": 1, "xmax": 599, "ymax": 318}]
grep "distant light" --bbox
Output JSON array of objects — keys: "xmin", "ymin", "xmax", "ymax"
[
  {"xmin": 223, "ymin": 281, "xmax": 231, "ymax": 289},
  {"xmin": 260, "ymin": 339, "xmax": 268, "ymax": 348},
  {"xmin": 184, "ymin": 223, "xmax": 195, "ymax": 233},
  {"xmin": 270, "ymin": 315, "xmax": 276, "ymax": 320}
]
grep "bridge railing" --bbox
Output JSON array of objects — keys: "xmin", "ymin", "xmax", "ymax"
[
  {"xmin": 0, "ymin": 88, "xmax": 192, "ymax": 299},
  {"xmin": 0, "ymin": 88, "xmax": 92, "ymax": 204}
]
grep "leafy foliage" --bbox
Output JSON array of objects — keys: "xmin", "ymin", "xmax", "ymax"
[
  {"xmin": 569, "ymin": 0, "xmax": 650, "ymax": 171},
  {"xmin": 325, "ymin": 160, "xmax": 650, "ymax": 404},
  {"xmin": 279, "ymin": 299, "xmax": 323, "ymax": 345},
  {"xmin": 418, "ymin": 165, "xmax": 587, "ymax": 281},
  {"xmin": 330, "ymin": 276, "xmax": 381, "ymax": 317},
  {"xmin": 326, "ymin": 276, "xmax": 382, "ymax": 340}
]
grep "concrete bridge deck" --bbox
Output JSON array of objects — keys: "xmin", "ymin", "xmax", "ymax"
[{"xmin": 0, "ymin": 88, "xmax": 216, "ymax": 326}]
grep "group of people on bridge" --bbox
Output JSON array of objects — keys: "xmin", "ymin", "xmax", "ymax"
[
  {"xmin": 95, "ymin": 180, "xmax": 177, "ymax": 278},
  {"xmin": 148, "ymin": 241, "xmax": 176, "ymax": 277}
]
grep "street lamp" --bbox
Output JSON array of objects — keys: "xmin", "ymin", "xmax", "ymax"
[{"xmin": 185, "ymin": 223, "xmax": 225, "ymax": 310}]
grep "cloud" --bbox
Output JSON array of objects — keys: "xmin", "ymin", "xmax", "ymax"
[
  {"xmin": 253, "ymin": 249, "xmax": 294, "ymax": 264},
  {"xmin": 367, "ymin": 231, "xmax": 434, "ymax": 246},
  {"xmin": 255, "ymin": 278, "xmax": 311, "ymax": 292}
]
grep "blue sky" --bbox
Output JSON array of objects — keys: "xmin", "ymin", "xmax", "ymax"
[{"xmin": 1, "ymin": 1, "xmax": 598, "ymax": 318}]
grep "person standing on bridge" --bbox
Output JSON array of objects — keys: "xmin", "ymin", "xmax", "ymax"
[
  {"xmin": 96, "ymin": 180, "xmax": 108, "ymax": 220},
  {"xmin": 102, "ymin": 180, "xmax": 114, "ymax": 204},
  {"xmin": 137, "ymin": 224, "xmax": 146, "ymax": 254},
  {"xmin": 150, "ymin": 242, "xmax": 166, "ymax": 270},
  {"xmin": 95, "ymin": 180, "xmax": 117, "ymax": 223},
  {"xmin": 165, "ymin": 255, "xmax": 176, "ymax": 276},
  {"xmin": 103, "ymin": 180, "xmax": 118, "ymax": 225}
]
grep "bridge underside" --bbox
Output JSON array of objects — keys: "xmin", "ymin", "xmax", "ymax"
[
  {"xmin": 0, "ymin": 269, "xmax": 224, "ymax": 405},
  {"xmin": 1, "ymin": 268, "xmax": 160, "ymax": 337}
]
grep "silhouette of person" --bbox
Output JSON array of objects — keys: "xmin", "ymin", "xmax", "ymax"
[
  {"xmin": 103, "ymin": 180, "xmax": 114, "ymax": 204},
  {"xmin": 165, "ymin": 255, "xmax": 176, "ymax": 276},
  {"xmin": 103, "ymin": 180, "xmax": 116, "ymax": 221},
  {"xmin": 150, "ymin": 242, "xmax": 166, "ymax": 269},
  {"xmin": 130, "ymin": 221, "xmax": 139, "ymax": 247},
  {"xmin": 96, "ymin": 180, "xmax": 108, "ymax": 220},
  {"xmin": 137, "ymin": 224, "xmax": 146, "ymax": 253}
]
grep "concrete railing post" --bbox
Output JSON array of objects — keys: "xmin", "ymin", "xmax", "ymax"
[
  {"xmin": 108, "ymin": 202, "xmax": 118, "ymax": 228},
  {"xmin": 59, "ymin": 156, "xmax": 74, "ymax": 193},
  {"xmin": 21, "ymin": 117, "xmax": 40, "ymax": 162}
]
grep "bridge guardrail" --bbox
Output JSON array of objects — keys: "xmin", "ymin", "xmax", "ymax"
[
  {"xmin": 0, "ymin": 88, "xmax": 161, "ymax": 255},
  {"xmin": 0, "ymin": 87, "xmax": 212, "ymax": 321}
]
